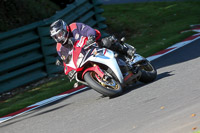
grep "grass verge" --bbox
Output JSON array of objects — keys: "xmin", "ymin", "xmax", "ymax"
[
  {"xmin": 0, "ymin": 76, "xmax": 75, "ymax": 117},
  {"xmin": 1, "ymin": 1, "xmax": 200, "ymax": 117},
  {"xmin": 102, "ymin": 1, "xmax": 199, "ymax": 57}
]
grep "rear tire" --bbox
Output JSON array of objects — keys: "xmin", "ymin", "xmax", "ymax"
[
  {"xmin": 84, "ymin": 71, "xmax": 123, "ymax": 97},
  {"xmin": 139, "ymin": 60, "xmax": 157, "ymax": 83}
]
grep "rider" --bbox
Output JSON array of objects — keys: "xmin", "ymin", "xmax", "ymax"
[{"xmin": 50, "ymin": 19, "xmax": 135, "ymax": 65}]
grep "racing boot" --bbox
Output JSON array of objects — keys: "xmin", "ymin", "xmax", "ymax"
[
  {"xmin": 101, "ymin": 35, "xmax": 135, "ymax": 58},
  {"xmin": 114, "ymin": 42, "xmax": 136, "ymax": 58}
]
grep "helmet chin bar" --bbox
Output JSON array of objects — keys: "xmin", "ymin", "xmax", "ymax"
[
  {"xmin": 63, "ymin": 31, "xmax": 69, "ymax": 44},
  {"xmin": 52, "ymin": 30, "xmax": 69, "ymax": 44}
]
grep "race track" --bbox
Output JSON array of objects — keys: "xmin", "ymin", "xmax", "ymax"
[{"xmin": 1, "ymin": 39, "xmax": 200, "ymax": 133}]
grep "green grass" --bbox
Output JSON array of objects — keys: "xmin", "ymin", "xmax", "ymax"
[
  {"xmin": 0, "ymin": 76, "xmax": 75, "ymax": 117},
  {"xmin": 102, "ymin": 1, "xmax": 199, "ymax": 57},
  {"xmin": 1, "ymin": 1, "xmax": 200, "ymax": 117}
]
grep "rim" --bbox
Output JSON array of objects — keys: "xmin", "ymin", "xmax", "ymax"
[
  {"xmin": 141, "ymin": 62, "xmax": 154, "ymax": 72},
  {"xmin": 90, "ymin": 72, "xmax": 120, "ymax": 90}
]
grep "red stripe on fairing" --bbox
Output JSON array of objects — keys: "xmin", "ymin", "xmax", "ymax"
[
  {"xmin": 124, "ymin": 73, "xmax": 133, "ymax": 81},
  {"xmin": 76, "ymin": 67, "xmax": 84, "ymax": 72},
  {"xmin": 82, "ymin": 65, "xmax": 105, "ymax": 79},
  {"xmin": 0, "ymin": 105, "xmax": 38, "ymax": 118},
  {"xmin": 76, "ymin": 36, "xmax": 87, "ymax": 48},
  {"xmin": 152, "ymin": 47, "xmax": 176, "ymax": 56},
  {"xmin": 182, "ymin": 34, "xmax": 200, "ymax": 41},
  {"xmin": 57, "ymin": 85, "xmax": 86, "ymax": 95},
  {"xmin": 104, "ymin": 49, "xmax": 107, "ymax": 55}
]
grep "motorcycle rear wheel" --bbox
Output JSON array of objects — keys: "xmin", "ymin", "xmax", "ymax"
[
  {"xmin": 84, "ymin": 71, "xmax": 123, "ymax": 97},
  {"xmin": 139, "ymin": 60, "xmax": 157, "ymax": 83}
]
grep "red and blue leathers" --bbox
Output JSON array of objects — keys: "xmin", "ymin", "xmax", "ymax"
[{"xmin": 56, "ymin": 22, "xmax": 101, "ymax": 61}]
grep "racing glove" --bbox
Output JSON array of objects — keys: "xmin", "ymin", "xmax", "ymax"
[
  {"xmin": 55, "ymin": 59, "xmax": 61, "ymax": 66},
  {"xmin": 86, "ymin": 35, "xmax": 96, "ymax": 45}
]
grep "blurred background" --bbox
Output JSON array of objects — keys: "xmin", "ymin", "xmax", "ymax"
[{"xmin": 0, "ymin": 0, "xmax": 75, "ymax": 32}]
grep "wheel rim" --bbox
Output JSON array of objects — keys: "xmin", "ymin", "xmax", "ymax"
[
  {"xmin": 141, "ymin": 62, "xmax": 154, "ymax": 72},
  {"xmin": 90, "ymin": 72, "xmax": 120, "ymax": 90}
]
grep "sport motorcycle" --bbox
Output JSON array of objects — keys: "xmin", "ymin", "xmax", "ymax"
[{"xmin": 62, "ymin": 36, "xmax": 157, "ymax": 97}]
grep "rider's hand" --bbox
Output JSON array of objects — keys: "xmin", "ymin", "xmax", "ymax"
[
  {"xmin": 86, "ymin": 36, "xmax": 96, "ymax": 45},
  {"xmin": 56, "ymin": 59, "xmax": 61, "ymax": 66},
  {"xmin": 68, "ymin": 37, "xmax": 75, "ymax": 46}
]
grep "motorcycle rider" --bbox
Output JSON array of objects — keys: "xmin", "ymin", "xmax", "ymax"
[{"xmin": 50, "ymin": 19, "xmax": 135, "ymax": 65}]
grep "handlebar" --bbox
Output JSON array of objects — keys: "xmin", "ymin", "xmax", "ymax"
[{"xmin": 83, "ymin": 42, "xmax": 97, "ymax": 50}]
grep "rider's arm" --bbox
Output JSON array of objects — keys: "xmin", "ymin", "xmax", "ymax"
[
  {"xmin": 56, "ymin": 43, "xmax": 70, "ymax": 63},
  {"xmin": 69, "ymin": 22, "xmax": 96, "ymax": 39},
  {"xmin": 78, "ymin": 23, "xmax": 96, "ymax": 37},
  {"xmin": 56, "ymin": 43, "xmax": 62, "ymax": 57}
]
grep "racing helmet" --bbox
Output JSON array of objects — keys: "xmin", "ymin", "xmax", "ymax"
[{"xmin": 50, "ymin": 19, "xmax": 69, "ymax": 44}]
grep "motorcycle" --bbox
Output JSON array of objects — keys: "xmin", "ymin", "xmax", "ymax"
[{"xmin": 62, "ymin": 36, "xmax": 157, "ymax": 97}]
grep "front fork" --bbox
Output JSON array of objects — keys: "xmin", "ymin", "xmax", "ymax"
[
  {"xmin": 74, "ymin": 64, "xmax": 105, "ymax": 88},
  {"xmin": 82, "ymin": 64, "xmax": 105, "ymax": 79}
]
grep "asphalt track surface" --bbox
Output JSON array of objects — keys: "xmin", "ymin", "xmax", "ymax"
[{"xmin": 1, "ymin": 39, "xmax": 200, "ymax": 133}]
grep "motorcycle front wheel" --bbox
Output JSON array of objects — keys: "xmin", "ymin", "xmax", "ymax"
[{"xmin": 84, "ymin": 71, "xmax": 123, "ymax": 97}]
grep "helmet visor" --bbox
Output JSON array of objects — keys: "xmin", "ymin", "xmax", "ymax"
[{"xmin": 52, "ymin": 30, "xmax": 67, "ymax": 43}]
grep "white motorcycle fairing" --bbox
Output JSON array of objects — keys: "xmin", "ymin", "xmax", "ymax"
[
  {"xmin": 79, "ymin": 47, "xmax": 148, "ymax": 84},
  {"xmin": 131, "ymin": 54, "xmax": 147, "ymax": 65},
  {"xmin": 79, "ymin": 48, "xmax": 124, "ymax": 84}
]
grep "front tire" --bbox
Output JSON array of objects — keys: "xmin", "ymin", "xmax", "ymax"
[
  {"xmin": 139, "ymin": 60, "xmax": 157, "ymax": 83},
  {"xmin": 84, "ymin": 71, "xmax": 123, "ymax": 97}
]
